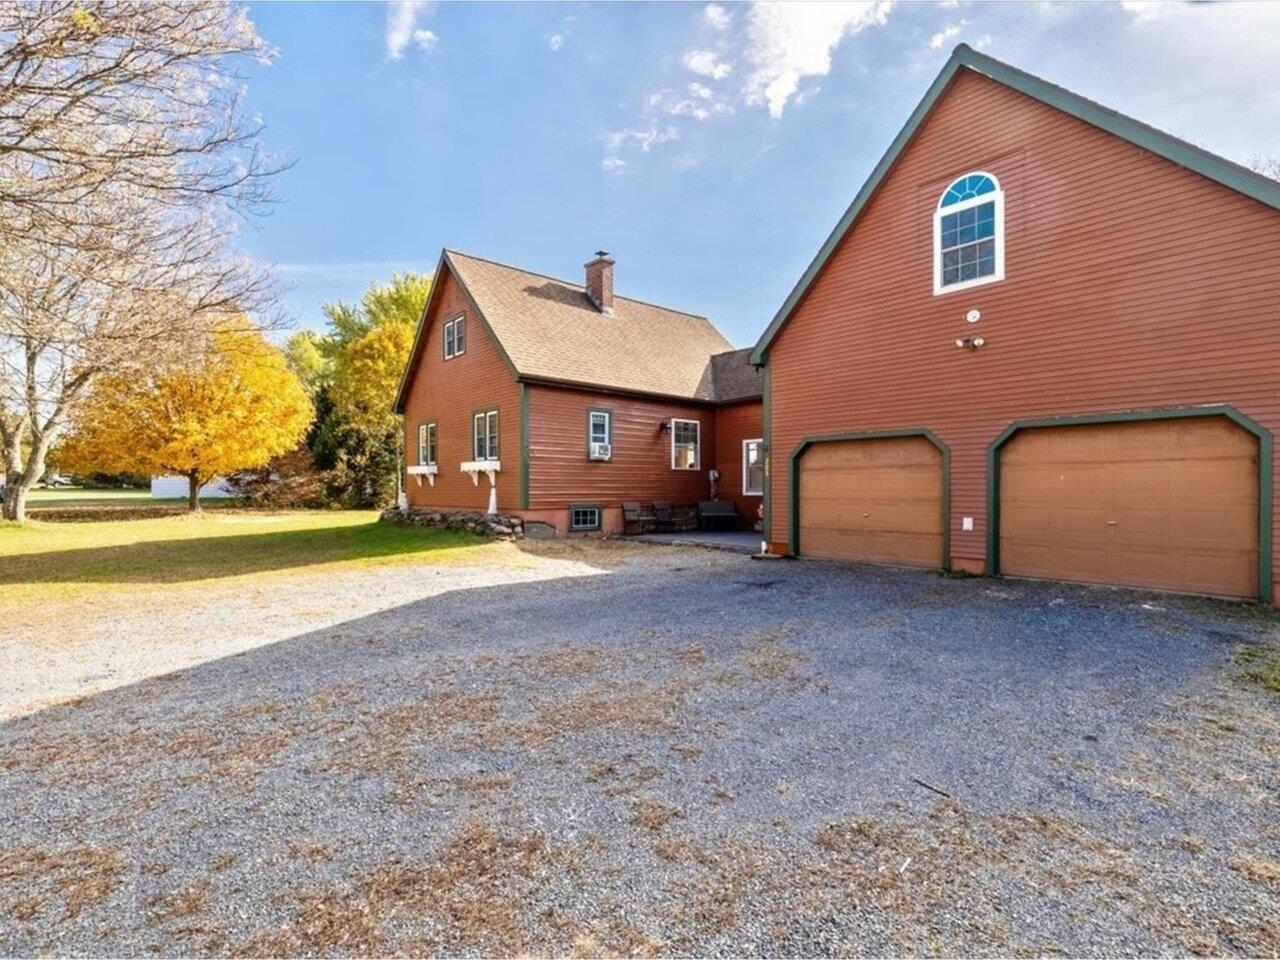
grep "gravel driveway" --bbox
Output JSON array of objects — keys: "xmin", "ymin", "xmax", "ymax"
[{"xmin": 2, "ymin": 541, "xmax": 1278, "ymax": 957}]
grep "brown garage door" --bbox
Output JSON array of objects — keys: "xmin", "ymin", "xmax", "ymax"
[
  {"xmin": 999, "ymin": 417, "xmax": 1258, "ymax": 598},
  {"xmin": 798, "ymin": 436, "xmax": 943, "ymax": 567}
]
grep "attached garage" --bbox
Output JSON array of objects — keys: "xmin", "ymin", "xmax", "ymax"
[
  {"xmin": 795, "ymin": 433, "xmax": 946, "ymax": 568},
  {"xmin": 995, "ymin": 413, "xmax": 1263, "ymax": 599}
]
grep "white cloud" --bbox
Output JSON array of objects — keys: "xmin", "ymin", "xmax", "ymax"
[
  {"xmin": 743, "ymin": 1, "xmax": 893, "ymax": 118},
  {"xmin": 689, "ymin": 82, "xmax": 713, "ymax": 99},
  {"xmin": 600, "ymin": 155, "xmax": 626, "ymax": 172},
  {"xmin": 704, "ymin": 4, "xmax": 732, "ymax": 31},
  {"xmin": 683, "ymin": 50, "xmax": 733, "ymax": 80},
  {"xmin": 930, "ymin": 19, "xmax": 966, "ymax": 49},
  {"xmin": 385, "ymin": 1, "xmax": 438, "ymax": 60},
  {"xmin": 1121, "ymin": 1, "xmax": 1170, "ymax": 24},
  {"xmin": 547, "ymin": 33, "xmax": 565, "ymax": 51}
]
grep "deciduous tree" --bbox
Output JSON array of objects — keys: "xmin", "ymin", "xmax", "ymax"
[{"xmin": 59, "ymin": 324, "xmax": 311, "ymax": 512}]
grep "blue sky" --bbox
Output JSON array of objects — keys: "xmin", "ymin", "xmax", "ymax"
[{"xmin": 238, "ymin": 1, "xmax": 1280, "ymax": 347}]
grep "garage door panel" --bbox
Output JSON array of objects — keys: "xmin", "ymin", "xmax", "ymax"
[
  {"xmin": 1000, "ymin": 417, "xmax": 1258, "ymax": 598},
  {"xmin": 799, "ymin": 436, "xmax": 943, "ymax": 568}
]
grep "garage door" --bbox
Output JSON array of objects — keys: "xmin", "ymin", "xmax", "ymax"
[
  {"xmin": 999, "ymin": 417, "xmax": 1258, "ymax": 598},
  {"xmin": 798, "ymin": 436, "xmax": 944, "ymax": 567}
]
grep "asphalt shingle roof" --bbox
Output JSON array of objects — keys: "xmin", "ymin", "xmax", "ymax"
[{"xmin": 445, "ymin": 250, "xmax": 737, "ymax": 401}]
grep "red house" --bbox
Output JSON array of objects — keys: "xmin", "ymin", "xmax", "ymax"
[
  {"xmin": 752, "ymin": 45, "xmax": 1280, "ymax": 601},
  {"xmin": 394, "ymin": 250, "xmax": 763, "ymax": 536}
]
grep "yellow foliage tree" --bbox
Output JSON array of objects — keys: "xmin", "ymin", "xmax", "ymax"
[
  {"xmin": 329, "ymin": 320, "xmax": 415, "ymax": 434},
  {"xmin": 59, "ymin": 324, "xmax": 313, "ymax": 511}
]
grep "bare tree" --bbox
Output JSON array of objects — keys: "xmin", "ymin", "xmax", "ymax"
[{"xmin": 0, "ymin": 2, "xmax": 286, "ymax": 520}]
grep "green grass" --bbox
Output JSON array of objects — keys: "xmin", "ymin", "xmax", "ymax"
[
  {"xmin": 25, "ymin": 487, "xmax": 240, "ymax": 512},
  {"xmin": 0, "ymin": 510, "xmax": 507, "ymax": 608}
]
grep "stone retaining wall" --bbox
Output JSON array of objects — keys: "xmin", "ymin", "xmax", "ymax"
[{"xmin": 379, "ymin": 506, "xmax": 524, "ymax": 541}]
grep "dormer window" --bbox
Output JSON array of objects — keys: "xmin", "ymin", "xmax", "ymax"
[
  {"xmin": 443, "ymin": 315, "xmax": 466, "ymax": 359},
  {"xmin": 933, "ymin": 171, "xmax": 1004, "ymax": 295}
]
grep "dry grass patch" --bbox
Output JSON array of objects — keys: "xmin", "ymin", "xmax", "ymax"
[
  {"xmin": 0, "ymin": 844, "xmax": 126, "ymax": 920},
  {"xmin": 632, "ymin": 799, "xmax": 682, "ymax": 832},
  {"xmin": 1229, "ymin": 855, "xmax": 1280, "ymax": 889},
  {"xmin": 497, "ymin": 681, "xmax": 683, "ymax": 748},
  {"xmin": 238, "ymin": 819, "xmax": 580, "ymax": 957}
]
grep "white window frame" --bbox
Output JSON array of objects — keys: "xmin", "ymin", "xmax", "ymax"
[
  {"xmin": 418, "ymin": 422, "xmax": 437, "ymax": 466},
  {"xmin": 670, "ymin": 418, "xmax": 701, "ymax": 471},
  {"xmin": 443, "ymin": 315, "xmax": 466, "ymax": 359},
  {"xmin": 588, "ymin": 409, "xmax": 612, "ymax": 460},
  {"xmin": 473, "ymin": 409, "xmax": 498, "ymax": 461},
  {"xmin": 933, "ymin": 171, "xmax": 1005, "ymax": 296},
  {"xmin": 742, "ymin": 438, "xmax": 764, "ymax": 496}
]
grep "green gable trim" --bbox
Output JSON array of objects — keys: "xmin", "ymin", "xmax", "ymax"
[
  {"xmin": 519, "ymin": 383, "xmax": 531, "ymax": 509},
  {"xmin": 985, "ymin": 405, "xmax": 1272, "ymax": 603},
  {"xmin": 787, "ymin": 428, "xmax": 951, "ymax": 567},
  {"xmin": 749, "ymin": 43, "xmax": 1280, "ymax": 366}
]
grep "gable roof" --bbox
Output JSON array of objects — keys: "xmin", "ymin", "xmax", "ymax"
[
  {"xmin": 695, "ymin": 347, "xmax": 764, "ymax": 403},
  {"xmin": 395, "ymin": 250, "xmax": 735, "ymax": 411},
  {"xmin": 750, "ymin": 43, "xmax": 1280, "ymax": 365}
]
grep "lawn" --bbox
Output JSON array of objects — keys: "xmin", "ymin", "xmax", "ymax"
[{"xmin": 0, "ymin": 509, "xmax": 505, "ymax": 609}]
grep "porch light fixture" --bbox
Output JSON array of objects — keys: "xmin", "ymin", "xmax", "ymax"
[
  {"xmin": 659, "ymin": 420, "xmax": 671, "ymax": 435},
  {"xmin": 955, "ymin": 335, "xmax": 985, "ymax": 350}
]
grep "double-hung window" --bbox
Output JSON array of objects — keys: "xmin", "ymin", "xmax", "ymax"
[
  {"xmin": 742, "ymin": 438, "xmax": 764, "ymax": 496},
  {"xmin": 671, "ymin": 418, "xmax": 700, "ymax": 470},
  {"xmin": 443, "ymin": 316, "xmax": 466, "ymax": 359},
  {"xmin": 418, "ymin": 422, "xmax": 437, "ymax": 466},
  {"xmin": 587, "ymin": 409, "xmax": 611, "ymax": 460},
  {"xmin": 472, "ymin": 409, "xmax": 498, "ymax": 461},
  {"xmin": 933, "ymin": 171, "xmax": 1004, "ymax": 294}
]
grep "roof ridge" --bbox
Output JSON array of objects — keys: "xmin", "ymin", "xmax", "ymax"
[{"xmin": 444, "ymin": 248, "xmax": 713, "ymax": 322}]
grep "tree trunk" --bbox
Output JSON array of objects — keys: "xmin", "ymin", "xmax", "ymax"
[
  {"xmin": 1, "ymin": 481, "xmax": 27, "ymax": 522},
  {"xmin": 187, "ymin": 471, "xmax": 203, "ymax": 513}
]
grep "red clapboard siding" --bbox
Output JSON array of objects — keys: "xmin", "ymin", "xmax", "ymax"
[
  {"xmin": 401, "ymin": 265, "xmax": 521, "ymax": 512},
  {"xmin": 527, "ymin": 385, "xmax": 716, "ymax": 510},
  {"xmin": 766, "ymin": 70, "xmax": 1280, "ymax": 595},
  {"xmin": 713, "ymin": 401, "xmax": 764, "ymax": 528}
]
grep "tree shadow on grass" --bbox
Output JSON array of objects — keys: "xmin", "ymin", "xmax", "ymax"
[{"xmin": 0, "ymin": 521, "xmax": 488, "ymax": 585}]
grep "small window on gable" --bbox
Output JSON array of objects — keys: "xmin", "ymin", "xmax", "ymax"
[
  {"xmin": 934, "ymin": 171, "xmax": 1004, "ymax": 295},
  {"xmin": 444, "ymin": 316, "xmax": 466, "ymax": 359}
]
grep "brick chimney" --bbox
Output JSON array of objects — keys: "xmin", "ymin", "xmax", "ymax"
[{"xmin": 584, "ymin": 250, "xmax": 615, "ymax": 315}]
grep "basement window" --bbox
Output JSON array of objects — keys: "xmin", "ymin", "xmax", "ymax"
[
  {"xmin": 570, "ymin": 504, "xmax": 602, "ymax": 531},
  {"xmin": 934, "ymin": 171, "xmax": 1004, "ymax": 295}
]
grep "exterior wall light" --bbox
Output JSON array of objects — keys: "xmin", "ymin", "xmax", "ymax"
[{"xmin": 955, "ymin": 336, "xmax": 985, "ymax": 349}]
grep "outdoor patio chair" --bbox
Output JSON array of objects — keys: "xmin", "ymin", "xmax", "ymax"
[
  {"xmin": 652, "ymin": 501, "xmax": 675, "ymax": 532},
  {"xmin": 622, "ymin": 501, "xmax": 656, "ymax": 535}
]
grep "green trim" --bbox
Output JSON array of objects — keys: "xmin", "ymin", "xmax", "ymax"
[
  {"xmin": 761, "ymin": 363, "xmax": 772, "ymax": 542},
  {"xmin": 749, "ymin": 43, "xmax": 1280, "ymax": 366},
  {"xmin": 394, "ymin": 250, "xmax": 523, "ymax": 413},
  {"xmin": 586, "ymin": 406, "xmax": 614, "ymax": 457},
  {"xmin": 568, "ymin": 502, "xmax": 604, "ymax": 532},
  {"xmin": 788, "ymin": 429, "xmax": 951, "ymax": 568},
  {"xmin": 519, "ymin": 385, "xmax": 530, "ymax": 509},
  {"xmin": 985, "ymin": 405, "xmax": 1272, "ymax": 603},
  {"xmin": 470, "ymin": 406, "xmax": 500, "ymax": 462}
]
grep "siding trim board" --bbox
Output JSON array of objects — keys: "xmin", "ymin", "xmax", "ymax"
[
  {"xmin": 749, "ymin": 43, "xmax": 1280, "ymax": 367},
  {"xmin": 985, "ymin": 405, "xmax": 1273, "ymax": 602},
  {"xmin": 519, "ymin": 384, "xmax": 531, "ymax": 509},
  {"xmin": 788, "ymin": 428, "xmax": 952, "ymax": 566}
]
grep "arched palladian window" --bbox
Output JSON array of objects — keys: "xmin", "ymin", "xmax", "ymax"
[{"xmin": 933, "ymin": 171, "xmax": 1004, "ymax": 294}]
